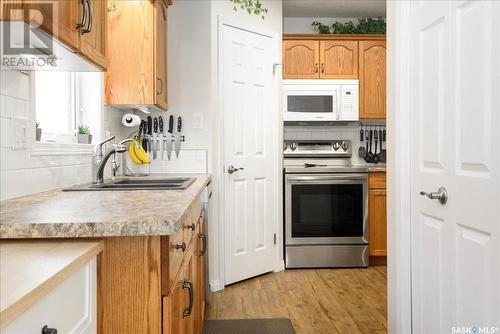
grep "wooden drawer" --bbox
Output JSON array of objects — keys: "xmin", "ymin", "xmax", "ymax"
[
  {"xmin": 183, "ymin": 197, "xmax": 202, "ymax": 246},
  {"xmin": 161, "ymin": 228, "xmax": 185, "ymax": 295},
  {"xmin": 2, "ymin": 258, "xmax": 97, "ymax": 334},
  {"xmin": 369, "ymin": 172, "xmax": 386, "ymax": 189}
]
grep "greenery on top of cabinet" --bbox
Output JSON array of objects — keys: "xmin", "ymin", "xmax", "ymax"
[{"xmin": 312, "ymin": 18, "xmax": 386, "ymax": 34}]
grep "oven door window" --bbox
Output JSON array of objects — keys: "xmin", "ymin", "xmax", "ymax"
[
  {"xmin": 287, "ymin": 95, "xmax": 333, "ymax": 113},
  {"xmin": 291, "ymin": 183, "xmax": 363, "ymax": 237}
]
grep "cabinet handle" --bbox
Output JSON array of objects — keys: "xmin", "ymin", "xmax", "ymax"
[
  {"xmin": 42, "ymin": 325, "xmax": 58, "ymax": 334},
  {"xmin": 315, "ymin": 63, "xmax": 319, "ymax": 73},
  {"xmin": 199, "ymin": 233, "xmax": 207, "ymax": 256},
  {"xmin": 182, "ymin": 280, "xmax": 194, "ymax": 317},
  {"xmin": 321, "ymin": 63, "xmax": 325, "ymax": 73},
  {"xmin": 175, "ymin": 242, "xmax": 186, "ymax": 252},
  {"xmin": 82, "ymin": 0, "xmax": 92, "ymax": 34},
  {"xmin": 75, "ymin": 0, "xmax": 87, "ymax": 30},
  {"xmin": 184, "ymin": 223, "xmax": 195, "ymax": 231},
  {"xmin": 157, "ymin": 78, "xmax": 164, "ymax": 96}
]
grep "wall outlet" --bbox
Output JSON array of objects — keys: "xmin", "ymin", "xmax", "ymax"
[{"xmin": 192, "ymin": 113, "xmax": 204, "ymax": 129}]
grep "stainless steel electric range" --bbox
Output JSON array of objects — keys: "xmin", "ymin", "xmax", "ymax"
[{"xmin": 284, "ymin": 140, "xmax": 369, "ymax": 268}]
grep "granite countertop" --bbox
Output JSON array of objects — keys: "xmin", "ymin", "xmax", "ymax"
[
  {"xmin": 351, "ymin": 164, "xmax": 387, "ymax": 172},
  {"xmin": 0, "ymin": 174, "xmax": 211, "ymax": 239}
]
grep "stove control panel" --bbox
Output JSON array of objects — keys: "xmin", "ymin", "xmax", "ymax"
[{"xmin": 283, "ymin": 140, "xmax": 352, "ymax": 158}]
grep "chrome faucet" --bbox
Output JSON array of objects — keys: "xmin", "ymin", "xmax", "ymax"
[{"xmin": 92, "ymin": 136, "xmax": 127, "ymax": 184}]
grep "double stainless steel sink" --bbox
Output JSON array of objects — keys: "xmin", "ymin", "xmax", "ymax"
[{"xmin": 64, "ymin": 177, "xmax": 196, "ymax": 191}]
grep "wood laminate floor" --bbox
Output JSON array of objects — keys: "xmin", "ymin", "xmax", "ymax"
[{"xmin": 205, "ymin": 266, "xmax": 387, "ymax": 334}]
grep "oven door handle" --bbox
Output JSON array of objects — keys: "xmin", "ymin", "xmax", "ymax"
[{"xmin": 287, "ymin": 174, "xmax": 367, "ymax": 182}]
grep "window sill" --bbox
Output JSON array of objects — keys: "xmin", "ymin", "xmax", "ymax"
[{"xmin": 32, "ymin": 142, "xmax": 95, "ymax": 156}]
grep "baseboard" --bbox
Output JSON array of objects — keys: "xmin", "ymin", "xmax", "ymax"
[
  {"xmin": 274, "ymin": 260, "xmax": 285, "ymax": 272},
  {"xmin": 369, "ymin": 256, "xmax": 387, "ymax": 266},
  {"xmin": 209, "ymin": 279, "xmax": 223, "ymax": 292}
]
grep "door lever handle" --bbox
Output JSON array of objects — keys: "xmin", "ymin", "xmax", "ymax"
[
  {"xmin": 227, "ymin": 165, "xmax": 244, "ymax": 174},
  {"xmin": 420, "ymin": 187, "xmax": 448, "ymax": 205}
]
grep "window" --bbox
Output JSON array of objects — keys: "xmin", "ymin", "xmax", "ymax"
[{"xmin": 34, "ymin": 71, "xmax": 101, "ymax": 144}]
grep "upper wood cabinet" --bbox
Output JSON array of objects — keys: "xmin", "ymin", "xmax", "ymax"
[
  {"xmin": 79, "ymin": 0, "xmax": 107, "ymax": 69},
  {"xmin": 2, "ymin": 0, "xmax": 107, "ymax": 70},
  {"xmin": 283, "ymin": 40, "xmax": 358, "ymax": 79},
  {"xmin": 105, "ymin": 0, "xmax": 170, "ymax": 111},
  {"xmin": 319, "ymin": 40, "xmax": 358, "ymax": 79},
  {"xmin": 282, "ymin": 35, "xmax": 386, "ymax": 119},
  {"xmin": 359, "ymin": 40, "xmax": 386, "ymax": 119},
  {"xmin": 283, "ymin": 40, "xmax": 319, "ymax": 79}
]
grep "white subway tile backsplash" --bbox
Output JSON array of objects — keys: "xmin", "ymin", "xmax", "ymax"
[
  {"xmin": 1, "ymin": 71, "xmax": 98, "ymax": 200},
  {"xmin": 0, "ymin": 71, "xmax": 30, "ymax": 100}
]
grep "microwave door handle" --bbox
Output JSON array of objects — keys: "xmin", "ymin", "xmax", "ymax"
[{"xmin": 337, "ymin": 89, "xmax": 341, "ymax": 120}]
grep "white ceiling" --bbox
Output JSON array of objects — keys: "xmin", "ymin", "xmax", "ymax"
[{"xmin": 283, "ymin": 0, "xmax": 386, "ymax": 18}]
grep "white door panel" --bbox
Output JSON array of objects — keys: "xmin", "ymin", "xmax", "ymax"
[
  {"xmin": 222, "ymin": 25, "xmax": 277, "ymax": 285},
  {"xmin": 411, "ymin": 1, "xmax": 500, "ymax": 333}
]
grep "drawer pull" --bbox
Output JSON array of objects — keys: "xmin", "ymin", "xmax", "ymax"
[
  {"xmin": 199, "ymin": 233, "xmax": 207, "ymax": 256},
  {"xmin": 185, "ymin": 223, "xmax": 195, "ymax": 231},
  {"xmin": 182, "ymin": 280, "xmax": 194, "ymax": 317},
  {"xmin": 42, "ymin": 325, "xmax": 58, "ymax": 334},
  {"xmin": 175, "ymin": 242, "xmax": 186, "ymax": 252}
]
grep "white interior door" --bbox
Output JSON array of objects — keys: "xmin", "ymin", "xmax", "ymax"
[
  {"xmin": 222, "ymin": 24, "xmax": 277, "ymax": 285},
  {"xmin": 410, "ymin": 1, "xmax": 500, "ymax": 333}
]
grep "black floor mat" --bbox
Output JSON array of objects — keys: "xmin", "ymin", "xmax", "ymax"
[{"xmin": 204, "ymin": 318, "xmax": 295, "ymax": 334}]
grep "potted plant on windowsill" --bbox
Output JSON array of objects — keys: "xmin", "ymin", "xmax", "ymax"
[{"xmin": 76, "ymin": 125, "xmax": 92, "ymax": 144}]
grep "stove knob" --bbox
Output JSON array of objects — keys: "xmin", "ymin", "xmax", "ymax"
[
  {"xmin": 333, "ymin": 142, "xmax": 340, "ymax": 151},
  {"xmin": 283, "ymin": 142, "xmax": 288, "ymax": 151},
  {"xmin": 290, "ymin": 142, "xmax": 297, "ymax": 151},
  {"xmin": 341, "ymin": 141, "xmax": 349, "ymax": 151}
]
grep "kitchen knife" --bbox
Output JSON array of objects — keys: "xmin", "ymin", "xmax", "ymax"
[
  {"xmin": 147, "ymin": 116, "xmax": 153, "ymax": 159},
  {"xmin": 141, "ymin": 120, "xmax": 148, "ymax": 152},
  {"xmin": 166, "ymin": 115, "xmax": 173, "ymax": 160},
  {"xmin": 153, "ymin": 117, "xmax": 158, "ymax": 159},
  {"xmin": 158, "ymin": 116, "xmax": 164, "ymax": 160},
  {"xmin": 174, "ymin": 116, "xmax": 182, "ymax": 158}
]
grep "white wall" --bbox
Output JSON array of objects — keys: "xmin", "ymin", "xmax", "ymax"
[{"xmin": 284, "ymin": 17, "xmax": 360, "ymax": 33}]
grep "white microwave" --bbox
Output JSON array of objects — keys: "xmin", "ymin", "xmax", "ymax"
[{"xmin": 283, "ymin": 80, "xmax": 359, "ymax": 122}]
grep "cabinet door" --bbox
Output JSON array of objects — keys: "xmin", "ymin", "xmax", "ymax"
[
  {"xmin": 164, "ymin": 275, "xmax": 186, "ymax": 334},
  {"xmin": 25, "ymin": 0, "xmax": 80, "ymax": 51},
  {"xmin": 155, "ymin": 0, "xmax": 168, "ymax": 110},
  {"xmin": 283, "ymin": 40, "xmax": 319, "ymax": 79},
  {"xmin": 183, "ymin": 251, "xmax": 195, "ymax": 334},
  {"xmin": 105, "ymin": 0, "xmax": 155, "ymax": 105},
  {"xmin": 369, "ymin": 189, "xmax": 387, "ymax": 256},
  {"xmin": 319, "ymin": 41, "xmax": 358, "ymax": 79},
  {"xmin": 79, "ymin": 0, "xmax": 107, "ymax": 69},
  {"xmin": 359, "ymin": 40, "xmax": 386, "ymax": 119}
]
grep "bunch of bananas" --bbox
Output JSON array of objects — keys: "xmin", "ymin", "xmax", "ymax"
[{"xmin": 128, "ymin": 138, "xmax": 150, "ymax": 165}]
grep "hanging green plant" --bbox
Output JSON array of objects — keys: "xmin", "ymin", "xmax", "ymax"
[
  {"xmin": 230, "ymin": 0, "xmax": 268, "ymax": 20},
  {"xmin": 312, "ymin": 17, "xmax": 386, "ymax": 34}
]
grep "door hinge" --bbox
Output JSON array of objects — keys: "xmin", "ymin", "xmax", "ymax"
[
  {"xmin": 274, "ymin": 233, "xmax": 277, "ymax": 245},
  {"xmin": 273, "ymin": 63, "xmax": 281, "ymax": 76}
]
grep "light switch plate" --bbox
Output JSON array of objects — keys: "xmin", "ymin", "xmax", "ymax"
[{"xmin": 193, "ymin": 113, "xmax": 204, "ymax": 129}]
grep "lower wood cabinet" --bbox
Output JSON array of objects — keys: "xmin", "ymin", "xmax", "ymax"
[
  {"xmin": 369, "ymin": 172, "xmax": 387, "ymax": 261},
  {"xmin": 98, "ymin": 196, "xmax": 206, "ymax": 334}
]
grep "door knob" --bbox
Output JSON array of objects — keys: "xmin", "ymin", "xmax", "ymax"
[
  {"xmin": 419, "ymin": 187, "xmax": 448, "ymax": 205},
  {"xmin": 227, "ymin": 165, "xmax": 244, "ymax": 174}
]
